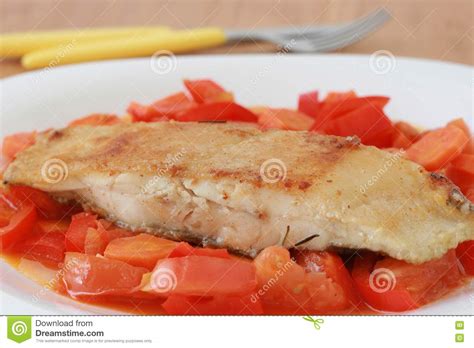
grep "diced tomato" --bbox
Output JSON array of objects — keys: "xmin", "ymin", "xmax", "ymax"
[
  {"xmin": 462, "ymin": 137, "xmax": 474, "ymax": 154},
  {"xmin": 162, "ymin": 294, "xmax": 263, "ymax": 315},
  {"xmin": 321, "ymin": 96, "xmax": 389, "ymax": 121},
  {"xmin": 168, "ymin": 241, "xmax": 230, "ymax": 259},
  {"xmin": 448, "ymin": 118, "xmax": 471, "ymax": 137},
  {"xmin": 446, "ymin": 164, "xmax": 474, "ymax": 195},
  {"xmin": 297, "ymin": 91, "xmax": 320, "ymax": 118},
  {"xmin": 0, "ymin": 191, "xmax": 16, "ymax": 227},
  {"xmin": 84, "ymin": 227, "xmax": 109, "ymax": 255},
  {"xmin": 295, "ymin": 250, "xmax": 357, "ymax": 305},
  {"xmin": 406, "ymin": 126, "xmax": 469, "ymax": 171},
  {"xmin": 352, "ymin": 251, "xmax": 461, "ymax": 312},
  {"xmin": 0, "ymin": 204, "xmax": 37, "ymax": 249},
  {"xmin": 183, "ymin": 79, "xmax": 234, "ymax": 104},
  {"xmin": 319, "ymin": 105, "xmax": 394, "ymax": 147},
  {"xmin": 149, "ymin": 255, "xmax": 257, "ymax": 296},
  {"xmin": 392, "ymin": 132, "xmax": 413, "ymax": 149},
  {"xmin": 2, "ymin": 131, "xmax": 36, "ymax": 160},
  {"xmin": 451, "ymin": 154, "xmax": 474, "ymax": 175},
  {"xmin": 34, "ymin": 219, "xmax": 70, "ymax": 234},
  {"xmin": 456, "ymin": 241, "xmax": 474, "ymax": 275},
  {"xmin": 253, "ymin": 246, "xmax": 306, "ymax": 310},
  {"xmin": 323, "ymin": 91, "xmax": 356, "ymax": 103},
  {"xmin": 8, "ymin": 185, "xmax": 74, "ymax": 219},
  {"xmin": 65, "ymin": 212, "xmax": 98, "ymax": 252},
  {"xmin": 97, "ymin": 219, "xmax": 134, "ymax": 241},
  {"xmin": 254, "ymin": 107, "xmax": 314, "ymax": 131},
  {"xmin": 176, "ymin": 101, "xmax": 258, "ymax": 123},
  {"xmin": 14, "ymin": 231, "xmax": 65, "ymax": 267},
  {"xmin": 127, "ymin": 92, "xmax": 196, "ymax": 122},
  {"xmin": 62, "ymin": 252, "xmax": 148, "ymax": 296},
  {"xmin": 393, "ymin": 121, "xmax": 421, "ymax": 142},
  {"xmin": 68, "ymin": 114, "xmax": 121, "ymax": 127},
  {"xmin": 104, "ymin": 233, "xmax": 178, "ymax": 270}
]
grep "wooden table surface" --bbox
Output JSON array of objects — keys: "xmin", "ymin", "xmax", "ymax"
[{"xmin": 0, "ymin": 0, "xmax": 472, "ymax": 77}]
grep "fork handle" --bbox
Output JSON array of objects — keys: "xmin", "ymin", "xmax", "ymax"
[{"xmin": 22, "ymin": 28, "xmax": 227, "ymax": 69}]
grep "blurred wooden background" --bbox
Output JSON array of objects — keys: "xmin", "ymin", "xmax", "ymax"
[{"xmin": 0, "ymin": 0, "xmax": 472, "ymax": 77}]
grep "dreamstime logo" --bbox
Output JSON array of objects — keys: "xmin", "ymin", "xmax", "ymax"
[
  {"xmin": 369, "ymin": 50, "xmax": 396, "ymax": 75},
  {"xmin": 369, "ymin": 268, "xmax": 396, "ymax": 293},
  {"xmin": 150, "ymin": 50, "xmax": 177, "ymax": 75},
  {"xmin": 259, "ymin": 158, "xmax": 287, "ymax": 184},
  {"xmin": 11, "ymin": 321, "xmax": 28, "ymax": 336},
  {"xmin": 150, "ymin": 268, "xmax": 177, "ymax": 293},
  {"xmin": 40, "ymin": 158, "xmax": 68, "ymax": 184},
  {"xmin": 7, "ymin": 316, "xmax": 32, "ymax": 343}
]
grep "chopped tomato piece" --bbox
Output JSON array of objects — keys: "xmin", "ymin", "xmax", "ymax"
[
  {"xmin": 168, "ymin": 241, "xmax": 230, "ymax": 259},
  {"xmin": 319, "ymin": 105, "xmax": 394, "ymax": 147},
  {"xmin": 176, "ymin": 101, "xmax": 258, "ymax": 123},
  {"xmin": 183, "ymin": 79, "xmax": 234, "ymax": 104},
  {"xmin": 68, "ymin": 114, "xmax": 121, "ymax": 127},
  {"xmin": 321, "ymin": 96, "xmax": 389, "ymax": 121},
  {"xmin": 462, "ymin": 138, "xmax": 474, "ymax": 154},
  {"xmin": 451, "ymin": 154, "xmax": 474, "ymax": 175},
  {"xmin": 323, "ymin": 91, "xmax": 356, "ymax": 103},
  {"xmin": 448, "ymin": 118, "xmax": 471, "ymax": 137},
  {"xmin": 149, "ymin": 255, "xmax": 257, "ymax": 296},
  {"xmin": 406, "ymin": 126, "xmax": 469, "ymax": 171},
  {"xmin": 392, "ymin": 132, "xmax": 413, "ymax": 149},
  {"xmin": 352, "ymin": 251, "xmax": 461, "ymax": 312},
  {"xmin": 446, "ymin": 164, "xmax": 474, "ymax": 195},
  {"xmin": 14, "ymin": 231, "xmax": 65, "ymax": 267},
  {"xmin": 0, "ymin": 204, "xmax": 37, "ymax": 249},
  {"xmin": 162, "ymin": 294, "xmax": 263, "ymax": 315},
  {"xmin": 65, "ymin": 212, "xmax": 98, "ymax": 252},
  {"xmin": 84, "ymin": 227, "xmax": 109, "ymax": 255},
  {"xmin": 34, "ymin": 219, "xmax": 70, "ymax": 234},
  {"xmin": 104, "ymin": 233, "xmax": 178, "ymax": 270},
  {"xmin": 253, "ymin": 246, "xmax": 306, "ymax": 310},
  {"xmin": 0, "ymin": 192, "xmax": 16, "ymax": 227},
  {"xmin": 128, "ymin": 92, "xmax": 196, "ymax": 122},
  {"xmin": 62, "ymin": 252, "xmax": 148, "ymax": 296},
  {"xmin": 297, "ymin": 91, "xmax": 320, "ymax": 118},
  {"xmin": 456, "ymin": 241, "xmax": 474, "ymax": 275},
  {"xmin": 8, "ymin": 185, "xmax": 74, "ymax": 219},
  {"xmin": 254, "ymin": 107, "xmax": 314, "ymax": 131},
  {"xmin": 393, "ymin": 121, "xmax": 421, "ymax": 142},
  {"xmin": 296, "ymin": 250, "xmax": 357, "ymax": 305},
  {"xmin": 2, "ymin": 131, "xmax": 36, "ymax": 160}
]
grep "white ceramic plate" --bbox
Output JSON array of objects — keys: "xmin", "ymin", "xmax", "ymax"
[{"xmin": 0, "ymin": 54, "xmax": 473, "ymax": 315}]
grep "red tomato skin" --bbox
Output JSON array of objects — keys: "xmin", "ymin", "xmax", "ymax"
[
  {"xmin": 457, "ymin": 241, "xmax": 474, "ymax": 275},
  {"xmin": 351, "ymin": 254, "xmax": 419, "ymax": 312},
  {"xmin": 63, "ymin": 252, "xmax": 148, "ymax": 296},
  {"xmin": 128, "ymin": 92, "xmax": 196, "ymax": 122},
  {"xmin": 176, "ymin": 101, "xmax": 258, "ymax": 123},
  {"xmin": 151, "ymin": 255, "xmax": 257, "ymax": 296},
  {"xmin": 168, "ymin": 241, "xmax": 230, "ymax": 259},
  {"xmin": 0, "ymin": 204, "xmax": 37, "ymax": 249},
  {"xmin": 183, "ymin": 79, "xmax": 233, "ymax": 104},
  {"xmin": 65, "ymin": 212, "xmax": 98, "ymax": 252},
  {"xmin": 298, "ymin": 91, "xmax": 320, "ymax": 118},
  {"xmin": 14, "ymin": 231, "xmax": 66, "ymax": 266},
  {"xmin": 104, "ymin": 233, "xmax": 178, "ymax": 269},
  {"xmin": 2, "ymin": 131, "xmax": 36, "ymax": 160},
  {"xmin": 255, "ymin": 108, "xmax": 314, "ymax": 131},
  {"xmin": 8, "ymin": 185, "xmax": 73, "ymax": 219}
]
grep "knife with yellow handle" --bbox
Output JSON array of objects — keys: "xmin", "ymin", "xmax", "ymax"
[
  {"xmin": 0, "ymin": 26, "xmax": 170, "ymax": 57},
  {"xmin": 22, "ymin": 28, "xmax": 227, "ymax": 69}
]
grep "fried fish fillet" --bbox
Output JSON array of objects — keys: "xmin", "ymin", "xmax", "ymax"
[{"xmin": 4, "ymin": 122, "xmax": 474, "ymax": 263}]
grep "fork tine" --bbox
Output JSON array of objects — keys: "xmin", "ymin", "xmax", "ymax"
[
  {"xmin": 280, "ymin": 8, "xmax": 389, "ymax": 40},
  {"xmin": 309, "ymin": 10, "xmax": 390, "ymax": 52},
  {"xmin": 301, "ymin": 8, "xmax": 390, "ymax": 45},
  {"xmin": 290, "ymin": 8, "xmax": 390, "ymax": 52}
]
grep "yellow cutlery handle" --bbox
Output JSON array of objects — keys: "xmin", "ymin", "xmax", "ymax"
[
  {"xmin": 22, "ymin": 28, "xmax": 227, "ymax": 69},
  {"xmin": 0, "ymin": 27, "xmax": 169, "ymax": 57}
]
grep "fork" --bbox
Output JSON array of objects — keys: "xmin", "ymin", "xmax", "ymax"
[
  {"xmin": 226, "ymin": 8, "xmax": 391, "ymax": 52},
  {"xmin": 19, "ymin": 8, "xmax": 391, "ymax": 69}
]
